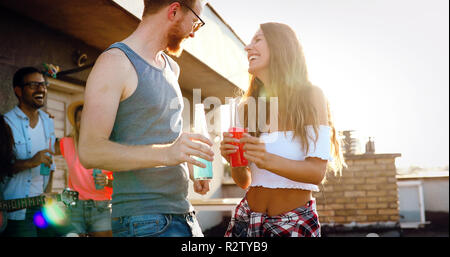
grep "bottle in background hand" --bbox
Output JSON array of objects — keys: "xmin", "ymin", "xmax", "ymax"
[{"xmin": 93, "ymin": 169, "xmax": 104, "ymax": 190}]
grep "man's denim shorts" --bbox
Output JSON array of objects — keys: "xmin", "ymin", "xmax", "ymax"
[
  {"xmin": 68, "ymin": 200, "xmax": 112, "ymax": 234},
  {"xmin": 111, "ymin": 212, "xmax": 204, "ymax": 237}
]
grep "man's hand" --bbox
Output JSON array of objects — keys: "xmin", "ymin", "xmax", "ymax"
[
  {"xmin": 12, "ymin": 149, "xmax": 54, "ymax": 174},
  {"xmin": 187, "ymin": 163, "xmax": 210, "ymax": 195},
  {"xmin": 165, "ymin": 133, "xmax": 214, "ymax": 168},
  {"xmin": 30, "ymin": 149, "xmax": 54, "ymax": 168},
  {"xmin": 193, "ymin": 180, "xmax": 210, "ymax": 195}
]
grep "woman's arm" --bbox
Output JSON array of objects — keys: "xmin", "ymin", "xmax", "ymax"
[
  {"xmin": 54, "ymin": 138, "xmax": 61, "ymax": 156},
  {"xmin": 242, "ymin": 135, "xmax": 327, "ymax": 185},
  {"xmin": 265, "ymin": 154, "xmax": 327, "ymax": 185},
  {"xmin": 231, "ymin": 166, "xmax": 252, "ymax": 189}
]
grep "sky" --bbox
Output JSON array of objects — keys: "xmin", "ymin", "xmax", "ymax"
[
  {"xmin": 116, "ymin": 0, "xmax": 449, "ymax": 169},
  {"xmin": 210, "ymin": 0, "xmax": 449, "ymax": 170}
]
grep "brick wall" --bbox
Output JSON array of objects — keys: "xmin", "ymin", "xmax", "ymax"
[{"xmin": 313, "ymin": 153, "xmax": 401, "ymax": 224}]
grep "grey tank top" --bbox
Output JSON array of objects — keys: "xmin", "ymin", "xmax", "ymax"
[{"xmin": 105, "ymin": 42, "xmax": 192, "ymax": 218}]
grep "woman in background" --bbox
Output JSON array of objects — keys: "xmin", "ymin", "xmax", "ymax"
[{"xmin": 60, "ymin": 101, "xmax": 113, "ymax": 237}]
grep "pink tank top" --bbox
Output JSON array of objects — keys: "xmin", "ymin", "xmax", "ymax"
[{"xmin": 60, "ymin": 137, "xmax": 113, "ymax": 201}]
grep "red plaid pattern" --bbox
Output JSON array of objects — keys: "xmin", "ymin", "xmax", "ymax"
[{"xmin": 224, "ymin": 197, "xmax": 321, "ymax": 237}]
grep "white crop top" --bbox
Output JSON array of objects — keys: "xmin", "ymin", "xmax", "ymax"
[{"xmin": 249, "ymin": 125, "xmax": 333, "ymax": 192}]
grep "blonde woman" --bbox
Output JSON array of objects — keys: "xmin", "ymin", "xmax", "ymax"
[
  {"xmin": 220, "ymin": 23, "xmax": 345, "ymax": 237},
  {"xmin": 59, "ymin": 101, "xmax": 113, "ymax": 237}
]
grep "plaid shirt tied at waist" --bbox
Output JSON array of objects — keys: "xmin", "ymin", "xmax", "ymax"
[{"xmin": 225, "ymin": 196, "xmax": 321, "ymax": 237}]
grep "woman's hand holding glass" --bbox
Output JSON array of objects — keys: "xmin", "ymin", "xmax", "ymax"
[
  {"xmin": 240, "ymin": 133, "xmax": 270, "ymax": 170},
  {"xmin": 220, "ymin": 132, "xmax": 240, "ymax": 163}
]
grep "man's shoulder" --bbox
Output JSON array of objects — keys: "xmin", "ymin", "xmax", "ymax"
[
  {"xmin": 163, "ymin": 53, "xmax": 180, "ymax": 77},
  {"xmin": 163, "ymin": 53, "xmax": 178, "ymax": 65},
  {"xmin": 3, "ymin": 107, "xmax": 23, "ymax": 138},
  {"xmin": 3, "ymin": 108, "xmax": 14, "ymax": 119},
  {"xmin": 93, "ymin": 49, "xmax": 136, "ymax": 78},
  {"xmin": 98, "ymin": 49, "xmax": 131, "ymax": 66},
  {"xmin": 34, "ymin": 110, "xmax": 56, "ymax": 136},
  {"xmin": 103, "ymin": 47, "xmax": 126, "ymax": 58},
  {"xmin": 37, "ymin": 109, "xmax": 52, "ymax": 121},
  {"xmin": 86, "ymin": 48, "xmax": 135, "ymax": 92},
  {"xmin": 3, "ymin": 107, "xmax": 19, "ymax": 124}
]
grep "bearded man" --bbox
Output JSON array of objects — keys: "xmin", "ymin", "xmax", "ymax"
[{"xmin": 78, "ymin": 0, "xmax": 214, "ymax": 237}]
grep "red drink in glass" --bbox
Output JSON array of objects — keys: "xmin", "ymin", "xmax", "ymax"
[{"xmin": 228, "ymin": 127, "xmax": 248, "ymax": 167}]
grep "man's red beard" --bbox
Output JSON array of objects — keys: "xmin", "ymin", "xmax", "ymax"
[{"xmin": 167, "ymin": 20, "xmax": 189, "ymax": 57}]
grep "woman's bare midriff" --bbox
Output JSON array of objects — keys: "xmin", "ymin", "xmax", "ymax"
[{"xmin": 246, "ymin": 186, "xmax": 313, "ymax": 216}]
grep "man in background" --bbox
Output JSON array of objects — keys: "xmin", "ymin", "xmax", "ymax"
[{"xmin": 1, "ymin": 67, "xmax": 56, "ymax": 237}]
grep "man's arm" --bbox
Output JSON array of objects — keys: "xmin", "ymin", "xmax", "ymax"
[
  {"xmin": 12, "ymin": 149, "xmax": 53, "ymax": 174},
  {"xmin": 12, "ymin": 160, "xmax": 36, "ymax": 174},
  {"xmin": 78, "ymin": 51, "xmax": 214, "ymax": 172},
  {"xmin": 79, "ymin": 50, "xmax": 160, "ymax": 171}
]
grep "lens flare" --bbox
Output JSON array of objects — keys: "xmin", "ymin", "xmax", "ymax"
[
  {"xmin": 41, "ymin": 198, "xmax": 68, "ymax": 226},
  {"xmin": 33, "ymin": 211, "xmax": 48, "ymax": 229}
]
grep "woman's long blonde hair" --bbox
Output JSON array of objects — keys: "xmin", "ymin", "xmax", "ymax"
[{"xmin": 242, "ymin": 22, "xmax": 345, "ymax": 176}]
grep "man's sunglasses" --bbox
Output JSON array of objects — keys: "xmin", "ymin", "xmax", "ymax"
[{"xmin": 22, "ymin": 81, "xmax": 49, "ymax": 90}]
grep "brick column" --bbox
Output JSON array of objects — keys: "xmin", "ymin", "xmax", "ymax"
[{"xmin": 313, "ymin": 153, "xmax": 401, "ymax": 225}]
